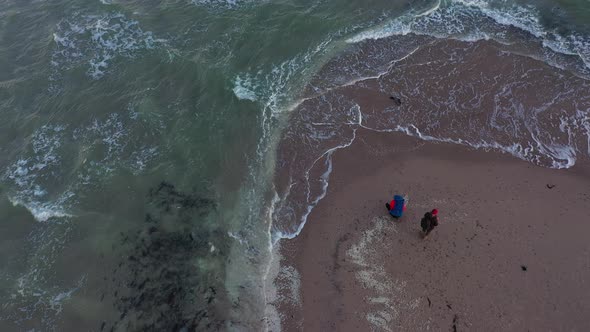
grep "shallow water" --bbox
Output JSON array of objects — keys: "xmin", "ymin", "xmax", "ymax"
[{"xmin": 0, "ymin": 0, "xmax": 589, "ymax": 330}]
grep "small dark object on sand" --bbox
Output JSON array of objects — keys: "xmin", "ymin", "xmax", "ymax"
[
  {"xmin": 389, "ymin": 95, "xmax": 402, "ymax": 105},
  {"xmin": 452, "ymin": 314, "xmax": 458, "ymax": 332},
  {"xmin": 521, "ymin": 265, "xmax": 527, "ymax": 271},
  {"xmin": 546, "ymin": 184, "xmax": 555, "ymax": 189},
  {"xmin": 427, "ymin": 297, "xmax": 431, "ymax": 307}
]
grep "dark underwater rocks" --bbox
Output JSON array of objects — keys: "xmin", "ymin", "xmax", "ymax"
[{"xmin": 104, "ymin": 181, "xmax": 230, "ymax": 331}]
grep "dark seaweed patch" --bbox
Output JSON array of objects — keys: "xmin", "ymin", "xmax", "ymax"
[
  {"xmin": 104, "ymin": 181, "xmax": 229, "ymax": 331},
  {"xmin": 148, "ymin": 181, "xmax": 215, "ymax": 217}
]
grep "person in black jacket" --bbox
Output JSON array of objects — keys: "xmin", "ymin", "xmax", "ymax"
[{"xmin": 420, "ymin": 209, "xmax": 439, "ymax": 239}]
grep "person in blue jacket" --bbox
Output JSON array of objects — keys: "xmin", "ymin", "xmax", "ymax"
[{"xmin": 385, "ymin": 195, "xmax": 406, "ymax": 218}]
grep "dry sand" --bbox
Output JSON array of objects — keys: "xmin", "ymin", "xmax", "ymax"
[{"xmin": 275, "ymin": 128, "xmax": 590, "ymax": 331}]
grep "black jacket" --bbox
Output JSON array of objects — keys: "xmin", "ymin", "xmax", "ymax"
[{"xmin": 421, "ymin": 212, "xmax": 438, "ymax": 230}]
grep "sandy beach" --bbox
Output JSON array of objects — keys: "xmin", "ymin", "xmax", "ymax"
[{"xmin": 275, "ymin": 128, "xmax": 590, "ymax": 331}]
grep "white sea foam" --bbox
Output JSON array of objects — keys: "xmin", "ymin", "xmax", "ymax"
[
  {"xmin": 362, "ymin": 123, "xmax": 579, "ymax": 170},
  {"xmin": 233, "ymin": 35, "xmax": 337, "ymax": 168},
  {"xmin": 3, "ymin": 110, "xmax": 161, "ymax": 222},
  {"xmin": 233, "ymin": 75, "xmax": 259, "ymax": 101},
  {"xmin": 577, "ymin": 109, "xmax": 590, "ymax": 155},
  {"xmin": 453, "ymin": 0, "xmax": 544, "ymax": 36},
  {"xmin": 130, "ymin": 146, "xmax": 159, "ymax": 174},
  {"xmin": 236, "ymin": 36, "xmax": 335, "ymax": 111},
  {"xmin": 8, "ymin": 196, "xmax": 72, "ymax": 222},
  {"xmin": 49, "ymin": 276, "xmax": 85, "ymax": 314},
  {"xmin": 416, "ymin": 0, "xmax": 441, "ymax": 17},
  {"xmin": 192, "ymin": 0, "xmax": 241, "ymax": 5},
  {"xmin": 51, "ymin": 13, "xmax": 165, "ymax": 79},
  {"xmin": 76, "ymin": 113, "xmax": 127, "ymax": 160},
  {"xmin": 346, "ymin": 0, "xmax": 590, "ymax": 71},
  {"xmin": 3, "ymin": 125, "xmax": 72, "ymax": 221},
  {"xmin": 227, "ymin": 231, "xmax": 247, "ymax": 245}
]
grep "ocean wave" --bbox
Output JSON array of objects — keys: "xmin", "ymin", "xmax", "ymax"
[
  {"xmin": 2, "ymin": 109, "xmax": 161, "ymax": 222},
  {"xmin": 233, "ymin": 35, "xmax": 336, "ymax": 162},
  {"xmin": 374, "ymin": 124, "xmax": 578, "ymax": 169},
  {"xmin": 191, "ymin": 0, "xmax": 244, "ymax": 8},
  {"xmin": 51, "ymin": 13, "xmax": 165, "ymax": 79},
  {"xmin": 8, "ymin": 195, "xmax": 73, "ymax": 222},
  {"xmin": 346, "ymin": 0, "xmax": 590, "ymax": 72},
  {"xmin": 3, "ymin": 125, "xmax": 71, "ymax": 221},
  {"xmin": 233, "ymin": 75, "xmax": 259, "ymax": 101}
]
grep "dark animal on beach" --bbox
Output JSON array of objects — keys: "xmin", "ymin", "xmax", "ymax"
[
  {"xmin": 389, "ymin": 95, "xmax": 402, "ymax": 106},
  {"xmin": 546, "ymin": 184, "xmax": 555, "ymax": 189}
]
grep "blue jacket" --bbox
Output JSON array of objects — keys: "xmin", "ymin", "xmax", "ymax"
[{"xmin": 389, "ymin": 195, "xmax": 406, "ymax": 217}]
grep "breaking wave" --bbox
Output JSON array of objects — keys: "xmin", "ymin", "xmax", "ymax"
[
  {"xmin": 233, "ymin": 75, "xmax": 259, "ymax": 101},
  {"xmin": 347, "ymin": 0, "xmax": 590, "ymax": 76},
  {"xmin": 2, "ymin": 108, "xmax": 161, "ymax": 223}
]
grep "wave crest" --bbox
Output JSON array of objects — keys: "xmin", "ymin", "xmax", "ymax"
[{"xmin": 346, "ymin": 0, "xmax": 590, "ymax": 74}]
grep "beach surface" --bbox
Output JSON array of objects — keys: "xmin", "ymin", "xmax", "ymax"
[{"xmin": 275, "ymin": 128, "xmax": 590, "ymax": 331}]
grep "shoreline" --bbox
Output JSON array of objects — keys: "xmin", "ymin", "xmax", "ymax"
[
  {"xmin": 270, "ymin": 36, "xmax": 590, "ymax": 242},
  {"xmin": 274, "ymin": 128, "xmax": 590, "ymax": 331}
]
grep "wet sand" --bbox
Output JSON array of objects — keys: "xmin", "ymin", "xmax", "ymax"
[{"xmin": 276, "ymin": 128, "xmax": 590, "ymax": 331}]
